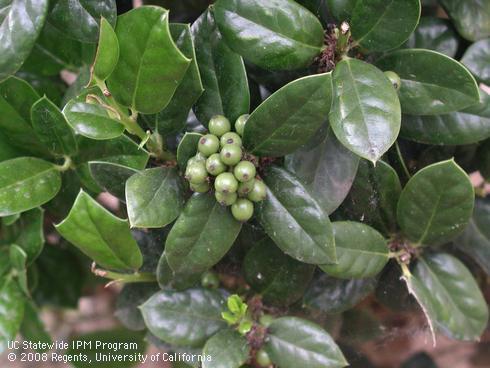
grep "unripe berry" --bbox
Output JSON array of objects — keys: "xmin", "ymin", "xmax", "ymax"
[
  {"xmin": 231, "ymin": 198, "xmax": 254, "ymax": 222},
  {"xmin": 237, "ymin": 179, "xmax": 255, "ymax": 197},
  {"xmin": 206, "ymin": 153, "xmax": 227, "ymax": 176},
  {"xmin": 190, "ymin": 181, "xmax": 210, "ymax": 193},
  {"xmin": 255, "ymin": 348, "xmax": 271, "ymax": 367},
  {"xmin": 234, "ymin": 161, "xmax": 256, "ymax": 182},
  {"xmin": 220, "ymin": 132, "xmax": 242, "ymax": 147},
  {"xmin": 208, "ymin": 115, "xmax": 231, "ymax": 137},
  {"xmin": 215, "ymin": 191, "xmax": 237, "ymax": 206},
  {"xmin": 215, "ymin": 172, "xmax": 238, "ymax": 193},
  {"xmin": 234, "ymin": 114, "xmax": 249, "ymax": 136},
  {"xmin": 248, "ymin": 180, "xmax": 267, "ymax": 202},
  {"xmin": 201, "ymin": 271, "xmax": 220, "ymax": 288},
  {"xmin": 220, "ymin": 144, "xmax": 242, "ymax": 166},
  {"xmin": 187, "ymin": 152, "xmax": 206, "ymax": 166},
  {"xmin": 185, "ymin": 162, "xmax": 207, "ymax": 184},
  {"xmin": 384, "ymin": 71, "xmax": 401, "ymax": 91},
  {"xmin": 198, "ymin": 134, "xmax": 220, "ymax": 156}
]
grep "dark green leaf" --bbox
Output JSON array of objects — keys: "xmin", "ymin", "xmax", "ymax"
[
  {"xmin": 126, "ymin": 167, "xmax": 185, "ymax": 228},
  {"xmin": 214, "ymin": 0, "xmax": 324, "ymax": 70},
  {"xmin": 257, "ymin": 166, "xmax": 335, "ymax": 264},
  {"xmin": 0, "ymin": 0, "xmax": 49, "ymax": 81},
  {"xmin": 140, "ymin": 288, "xmax": 226, "ymax": 347},
  {"xmin": 165, "ymin": 193, "xmax": 242, "ymax": 275},
  {"xmin": 156, "ymin": 251, "xmax": 201, "ymax": 290},
  {"xmin": 177, "ymin": 132, "xmax": 202, "ymax": 170},
  {"xmin": 397, "ymin": 160, "xmax": 474, "ymax": 246},
  {"xmin": 89, "ymin": 161, "xmax": 138, "ymax": 201},
  {"xmin": 404, "ymin": 252, "xmax": 488, "ymax": 341},
  {"xmin": 477, "ymin": 139, "xmax": 490, "ymax": 180},
  {"xmin": 285, "ymin": 125, "xmax": 359, "ymax": 214},
  {"xmin": 401, "ymin": 352, "xmax": 438, "ymax": 368},
  {"xmin": 9, "ymin": 244, "xmax": 28, "ymax": 294},
  {"xmin": 20, "ymin": 301, "xmax": 51, "ymax": 351},
  {"xmin": 55, "ymin": 190, "xmax": 143, "ymax": 271},
  {"xmin": 0, "ymin": 130, "xmax": 24, "ymax": 162},
  {"xmin": 330, "ymin": 58, "xmax": 401, "ymax": 163},
  {"xmin": 0, "ymin": 276, "xmax": 25, "ymax": 353},
  {"xmin": 265, "ymin": 317, "xmax": 347, "ymax": 368},
  {"xmin": 202, "ymin": 329, "xmax": 249, "ymax": 368},
  {"xmin": 376, "ymin": 49, "xmax": 480, "ymax": 115},
  {"xmin": 351, "ymin": 0, "xmax": 421, "ymax": 51},
  {"xmin": 243, "ymin": 73, "xmax": 333, "ymax": 157},
  {"xmin": 192, "ymin": 9, "xmax": 249, "ymax": 125},
  {"xmin": 461, "ymin": 38, "xmax": 490, "ymax": 84},
  {"xmin": 0, "ymin": 157, "xmax": 61, "ymax": 216},
  {"xmin": 326, "ymin": 0, "xmax": 356, "ymax": 21},
  {"xmin": 108, "ymin": 6, "xmax": 191, "ymax": 114},
  {"xmin": 243, "ymin": 238, "xmax": 315, "ymax": 306},
  {"xmin": 90, "ymin": 17, "xmax": 119, "ymax": 83},
  {"xmin": 115, "ymin": 283, "xmax": 160, "ymax": 331},
  {"xmin": 439, "ymin": 0, "xmax": 490, "ymax": 41}
]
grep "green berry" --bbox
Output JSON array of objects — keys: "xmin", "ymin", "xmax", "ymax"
[
  {"xmin": 248, "ymin": 180, "xmax": 267, "ymax": 202},
  {"xmin": 231, "ymin": 198, "xmax": 254, "ymax": 222},
  {"xmin": 256, "ymin": 348, "xmax": 271, "ymax": 367},
  {"xmin": 185, "ymin": 162, "xmax": 207, "ymax": 184},
  {"xmin": 208, "ymin": 115, "xmax": 231, "ymax": 137},
  {"xmin": 187, "ymin": 152, "xmax": 206, "ymax": 166},
  {"xmin": 220, "ymin": 144, "xmax": 242, "ymax": 165},
  {"xmin": 384, "ymin": 71, "xmax": 401, "ymax": 91},
  {"xmin": 206, "ymin": 153, "xmax": 227, "ymax": 176},
  {"xmin": 215, "ymin": 172, "xmax": 238, "ymax": 193},
  {"xmin": 220, "ymin": 132, "xmax": 242, "ymax": 147},
  {"xmin": 198, "ymin": 134, "xmax": 220, "ymax": 156},
  {"xmin": 215, "ymin": 191, "xmax": 238, "ymax": 206},
  {"xmin": 238, "ymin": 179, "xmax": 255, "ymax": 197},
  {"xmin": 201, "ymin": 271, "xmax": 220, "ymax": 288},
  {"xmin": 234, "ymin": 161, "xmax": 256, "ymax": 182},
  {"xmin": 190, "ymin": 181, "xmax": 210, "ymax": 193},
  {"xmin": 234, "ymin": 114, "xmax": 249, "ymax": 136}
]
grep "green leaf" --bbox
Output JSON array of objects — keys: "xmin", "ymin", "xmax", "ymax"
[
  {"xmin": 264, "ymin": 317, "xmax": 347, "ymax": 368},
  {"xmin": 243, "ymin": 237, "xmax": 315, "ymax": 306},
  {"xmin": 403, "ymin": 17, "xmax": 459, "ymax": 57},
  {"xmin": 55, "ymin": 190, "xmax": 143, "ymax": 271},
  {"xmin": 156, "ymin": 251, "xmax": 201, "ymax": 291},
  {"xmin": 9, "ymin": 244, "xmax": 28, "ymax": 295},
  {"xmin": 0, "ymin": 0, "xmax": 49, "ymax": 81},
  {"xmin": 165, "ymin": 193, "xmax": 242, "ymax": 275},
  {"xmin": 0, "ymin": 276, "xmax": 25, "ymax": 353},
  {"xmin": 90, "ymin": 17, "xmax": 119, "ymax": 83},
  {"xmin": 140, "ymin": 288, "xmax": 227, "ymax": 347},
  {"xmin": 126, "ymin": 167, "xmax": 185, "ymax": 228},
  {"xmin": 397, "ymin": 160, "xmax": 474, "ymax": 246},
  {"xmin": 2, "ymin": 213, "xmax": 20, "ymax": 226},
  {"xmin": 0, "ymin": 157, "xmax": 61, "ymax": 216},
  {"xmin": 177, "ymin": 132, "xmax": 202, "ymax": 170},
  {"xmin": 115, "ymin": 283, "xmax": 160, "ymax": 331},
  {"xmin": 31, "ymin": 96, "xmax": 78, "ymax": 156},
  {"xmin": 257, "ymin": 166, "xmax": 336, "ymax": 264},
  {"xmin": 304, "ymin": 272, "xmax": 377, "ymax": 314},
  {"xmin": 214, "ymin": 0, "xmax": 324, "ymax": 70},
  {"xmin": 49, "ymin": 0, "xmax": 117, "ymax": 43},
  {"xmin": 202, "ymin": 329, "xmax": 249, "ymax": 368},
  {"xmin": 401, "ymin": 89, "xmax": 490, "ymax": 145},
  {"xmin": 376, "ymin": 49, "xmax": 480, "ymax": 115},
  {"xmin": 326, "ymin": 0, "xmax": 357, "ymax": 21},
  {"xmin": 191, "ymin": 9, "xmax": 249, "ymax": 125},
  {"xmin": 461, "ymin": 38, "xmax": 490, "ymax": 84},
  {"xmin": 403, "ymin": 253, "xmax": 489, "ymax": 341},
  {"xmin": 438, "ymin": 0, "xmax": 490, "ymax": 41},
  {"xmin": 88, "ymin": 161, "xmax": 138, "ymax": 201},
  {"xmin": 243, "ymin": 73, "xmax": 333, "ymax": 157},
  {"xmin": 477, "ymin": 139, "xmax": 490, "ymax": 180},
  {"xmin": 20, "ymin": 301, "xmax": 51, "ymax": 351},
  {"xmin": 285, "ymin": 125, "xmax": 359, "ymax": 214},
  {"xmin": 351, "ymin": 0, "xmax": 421, "ymax": 51},
  {"xmin": 108, "ymin": 6, "xmax": 191, "ymax": 114},
  {"xmin": 0, "ymin": 130, "xmax": 24, "ymax": 163},
  {"xmin": 329, "ymin": 58, "xmax": 401, "ymax": 163}
]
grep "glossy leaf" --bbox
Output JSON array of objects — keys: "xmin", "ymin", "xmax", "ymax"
[
  {"xmin": 0, "ymin": 0, "xmax": 49, "ymax": 81},
  {"xmin": 165, "ymin": 193, "xmax": 242, "ymax": 275},
  {"xmin": 285, "ymin": 125, "xmax": 359, "ymax": 214},
  {"xmin": 243, "ymin": 238, "xmax": 315, "ymax": 306},
  {"xmin": 140, "ymin": 288, "xmax": 226, "ymax": 347},
  {"xmin": 397, "ymin": 160, "xmax": 474, "ymax": 246},
  {"xmin": 461, "ymin": 38, "xmax": 490, "ymax": 84},
  {"xmin": 320, "ymin": 222, "xmax": 389, "ymax": 279},
  {"xmin": 0, "ymin": 157, "xmax": 61, "ymax": 216},
  {"xmin": 108, "ymin": 6, "xmax": 191, "ymax": 114},
  {"xmin": 31, "ymin": 96, "xmax": 77, "ymax": 156},
  {"xmin": 0, "ymin": 277, "xmax": 25, "ymax": 353},
  {"xmin": 90, "ymin": 17, "xmax": 119, "ymax": 83},
  {"xmin": 115, "ymin": 283, "xmax": 160, "ymax": 331},
  {"xmin": 9, "ymin": 244, "xmax": 28, "ymax": 294},
  {"xmin": 55, "ymin": 190, "xmax": 143, "ymax": 271},
  {"xmin": 88, "ymin": 161, "xmax": 138, "ymax": 201},
  {"xmin": 257, "ymin": 166, "xmax": 335, "ymax": 264},
  {"xmin": 177, "ymin": 132, "xmax": 202, "ymax": 170},
  {"xmin": 264, "ymin": 317, "xmax": 347, "ymax": 368},
  {"xmin": 243, "ymin": 73, "xmax": 333, "ymax": 157},
  {"xmin": 20, "ymin": 301, "xmax": 51, "ymax": 351},
  {"xmin": 376, "ymin": 49, "xmax": 480, "ymax": 115},
  {"xmin": 439, "ymin": 0, "xmax": 490, "ymax": 41},
  {"xmin": 192, "ymin": 9, "xmax": 249, "ymax": 125},
  {"xmin": 327, "ymin": 0, "xmax": 356, "ymax": 21},
  {"xmin": 214, "ymin": 0, "xmax": 324, "ymax": 70},
  {"xmin": 126, "ymin": 167, "xmax": 185, "ymax": 228},
  {"xmin": 404, "ymin": 253, "xmax": 489, "ymax": 341},
  {"xmin": 49, "ymin": 0, "xmax": 117, "ymax": 43},
  {"xmin": 351, "ymin": 0, "xmax": 421, "ymax": 51},
  {"xmin": 202, "ymin": 329, "xmax": 249, "ymax": 368},
  {"xmin": 329, "ymin": 58, "xmax": 401, "ymax": 163}
]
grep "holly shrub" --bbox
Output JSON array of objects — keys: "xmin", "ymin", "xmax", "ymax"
[{"xmin": 0, "ymin": 0, "xmax": 489, "ymax": 367}]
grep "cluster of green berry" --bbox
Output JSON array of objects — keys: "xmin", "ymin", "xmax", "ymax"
[{"xmin": 184, "ymin": 115, "xmax": 267, "ymax": 222}]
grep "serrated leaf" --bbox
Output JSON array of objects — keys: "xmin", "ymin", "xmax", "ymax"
[
  {"xmin": 438, "ymin": 0, "xmax": 490, "ymax": 41},
  {"xmin": 0, "ymin": 276, "xmax": 25, "ymax": 353},
  {"xmin": 177, "ymin": 132, "xmax": 202, "ymax": 170},
  {"xmin": 90, "ymin": 17, "xmax": 119, "ymax": 83},
  {"xmin": 202, "ymin": 329, "xmax": 249, "ymax": 368},
  {"xmin": 461, "ymin": 38, "xmax": 490, "ymax": 84},
  {"xmin": 88, "ymin": 161, "xmax": 138, "ymax": 201}
]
